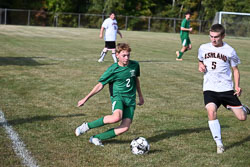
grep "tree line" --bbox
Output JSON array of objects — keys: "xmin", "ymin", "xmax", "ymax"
[{"xmin": 1, "ymin": 0, "xmax": 250, "ymax": 21}]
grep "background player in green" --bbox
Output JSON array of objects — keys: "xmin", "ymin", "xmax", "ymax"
[
  {"xmin": 75, "ymin": 43, "xmax": 144, "ymax": 146},
  {"xmin": 176, "ymin": 11, "xmax": 192, "ymax": 61}
]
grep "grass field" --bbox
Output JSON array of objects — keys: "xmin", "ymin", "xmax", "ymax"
[{"xmin": 0, "ymin": 25, "xmax": 250, "ymax": 167}]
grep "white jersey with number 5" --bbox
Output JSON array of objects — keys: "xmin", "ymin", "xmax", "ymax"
[
  {"xmin": 102, "ymin": 18, "xmax": 118, "ymax": 41},
  {"xmin": 198, "ymin": 42, "xmax": 240, "ymax": 92}
]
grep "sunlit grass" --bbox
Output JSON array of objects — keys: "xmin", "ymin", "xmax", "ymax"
[{"xmin": 0, "ymin": 25, "xmax": 250, "ymax": 167}]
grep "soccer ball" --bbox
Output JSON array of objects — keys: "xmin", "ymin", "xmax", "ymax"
[{"xmin": 130, "ymin": 137, "xmax": 150, "ymax": 155}]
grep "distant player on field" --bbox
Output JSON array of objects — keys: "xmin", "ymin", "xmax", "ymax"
[
  {"xmin": 198, "ymin": 24, "xmax": 250, "ymax": 154},
  {"xmin": 98, "ymin": 12, "xmax": 122, "ymax": 63},
  {"xmin": 176, "ymin": 11, "xmax": 192, "ymax": 61},
  {"xmin": 75, "ymin": 43, "xmax": 144, "ymax": 146}
]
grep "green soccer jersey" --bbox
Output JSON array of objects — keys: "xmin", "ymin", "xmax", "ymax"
[
  {"xmin": 98, "ymin": 60, "xmax": 140, "ymax": 100},
  {"xmin": 180, "ymin": 18, "xmax": 190, "ymax": 38}
]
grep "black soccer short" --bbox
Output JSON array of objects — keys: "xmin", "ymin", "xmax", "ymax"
[
  {"xmin": 203, "ymin": 90, "xmax": 242, "ymax": 109},
  {"xmin": 105, "ymin": 41, "xmax": 116, "ymax": 49}
]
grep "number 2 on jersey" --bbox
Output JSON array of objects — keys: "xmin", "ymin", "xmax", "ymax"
[{"xmin": 126, "ymin": 78, "xmax": 130, "ymax": 87}]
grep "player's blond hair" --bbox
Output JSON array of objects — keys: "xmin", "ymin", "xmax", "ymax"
[{"xmin": 116, "ymin": 43, "xmax": 131, "ymax": 54}]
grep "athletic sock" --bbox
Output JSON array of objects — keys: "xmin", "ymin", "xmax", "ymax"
[
  {"xmin": 88, "ymin": 117, "xmax": 105, "ymax": 129},
  {"xmin": 111, "ymin": 53, "xmax": 117, "ymax": 63},
  {"xmin": 178, "ymin": 51, "xmax": 183, "ymax": 59},
  {"xmin": 93, "ymin": 128, "xmax": 116, "ymax": 140},
  {"xmin": 99, "ymin": 51, "xmax": 107, "ymax": 61},
  {"xmin": 208, "ymin": 119, "xmax": 223, "ymax": 146}
]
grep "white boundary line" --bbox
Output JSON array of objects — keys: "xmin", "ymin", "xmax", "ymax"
[{"xmin": 0, "ymin": 109, "xmax": 39, "ymax": 167}]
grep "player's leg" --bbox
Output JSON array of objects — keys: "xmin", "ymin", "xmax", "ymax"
[
  {"xmin": 88, "ymin": 109, "xmax": 123, "ymax": 146},
  {"xmin": 75, "ymin": 101, "xmax": 123, "ymax": 137},
  {"xmin": 89, "ymin": 100, "xmax": 124, "ymax": 145},
  {"xmin": 114, "ymin": 104, "xmax": 134, "ymax": 135},
  {"xmin": 111, "ymin": 49, "xmax": 117, "ymax": 63},
  {"xmin": 114, "ymin": 118, "xmax": 132, "ymax": 135},
  {"xmin": 204, "ymin": 91, "xmax": 224, "ymax": 153},
  {"xmin": 176, "ymin": 38, "xmax": 188, "ymax": 60},
  {"xmin": 98, "ymin": 47, "xmax": 108, "ymax": 62},
  {"xmin": 230, "ymin": 107, "xmax": 247, "ymax": 121},
  {"xmin": 222, "ymin": 91, "xmax": 247, "ymax": 121}
]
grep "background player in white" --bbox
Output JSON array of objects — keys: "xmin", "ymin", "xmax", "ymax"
[
  {"xmin": 198, "ymin": 24, "xmax": 250, "ymax": 154},
  {"xmin": 98, "ymin": 12, "xmax": 122, "ymax": 63}
]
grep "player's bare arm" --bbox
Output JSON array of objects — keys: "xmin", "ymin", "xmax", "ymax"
[
  {"xmin": 99, "ymin": 27, "xmax": 104, "ymax": 39},
  {"xmin": 232, "ymin": 66, "xmax": 242, "ymax": 96},
  {"xmin": 181, "ymin": 27, "xmax": 192, "ymax": 32},
  {"xmin": 198, "ymin": 61, "xmax": 206, "ymax": 72},
  {"xmin": 117, "ymin": 30, "xmax": 122, "ymax": 38},
  {"xmin": 136, "ymin": 77, "xmax": 144, "ymax": 106},
  {"xmin": 78, "ymin": 82, "xmax": 104, "ymax": 107}
]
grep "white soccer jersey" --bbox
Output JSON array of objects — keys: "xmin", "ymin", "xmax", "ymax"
[
  {"xmin": 198, "ymin": 42, "xmax": 241, "ymax": 92},
  {"xmin": 102, "ymin": 18, "xmax": 118, "ymax": 41}
]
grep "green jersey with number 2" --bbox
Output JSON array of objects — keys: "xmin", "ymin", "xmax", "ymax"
[{"xmin": 98, "ymin": 60, "xmax": 140, "ymax": 100}]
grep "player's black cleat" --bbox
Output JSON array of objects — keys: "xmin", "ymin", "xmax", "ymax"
[{"xmin": 243, "ymin": 104, "xmax": 250, "ymax": 114}]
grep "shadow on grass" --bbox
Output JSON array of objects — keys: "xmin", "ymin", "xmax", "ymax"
[
  {"xmin": 104, "ymin": 126, "xmax": 230, "ymax": 145},
  {"xmin": 226, "ymin": 135, "xmax": 250, "ymax": 150},
  {"xmin": 147, "ymin": 125, "xmax": 230, "ymax": 143},
  {"xmin": 5, "ymin": 113, "xmax": 85, "ymax": 126},
  {"xmin": 0, "ymin": 57, "xmax": 48, "ymax": 66}
]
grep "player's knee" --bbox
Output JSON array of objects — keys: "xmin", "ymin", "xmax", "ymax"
[
  {"xmin": 238, "ymin": 115, "xmax": 247, "ymax": 121},
  {"xmin": 111, "ymin": 49, "xmax": 115, "ymax": 54},
  {"xmin": 103, "ymin": 48, "xmax": 108, "ymax": 52},
  {"xmin": 111, "ymin": 115, "xmax": 121, "ymax": 123}
]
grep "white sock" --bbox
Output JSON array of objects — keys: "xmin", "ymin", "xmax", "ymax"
[
  {"xmin": 99, "ymin": 51, "xmax": 107, "ymax": 61},
  {"xmin": 111, "ymin": 53, "xmax": 117, "ymax": 63},
  {"xmin": 208, "ymin": 119, "xmax": 223, "ymax": 146}
]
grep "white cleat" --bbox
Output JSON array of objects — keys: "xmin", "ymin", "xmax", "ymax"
[
  {"xmin": 98, "ymin": 58, "xmax": 104, "ymax": 63},
  {"xmin": 89, "ymin": 136, "xmax": 104, "ymax": 146},
  {"xmin": 217, "ymin": 145, "xmax": 225, "ymax": 154},
  {"xmin": 75, "ymin": 122, "xmax": 89, "ymax": 136}
]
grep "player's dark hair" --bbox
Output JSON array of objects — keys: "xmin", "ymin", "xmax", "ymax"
[
  {"xmin": 185, "ymin": 11, "xmax": 191, "ymax": 15},
  {"xmin": 116, "ymin": 43, "xmax": 131, "ymax": 53},
  {"xmin": 210, "ymin": 24, "xmax": 225, "ymax": 36},
  {"xmin": 109, "ymin": 11, "xmax": 116, "ymax": 16}
]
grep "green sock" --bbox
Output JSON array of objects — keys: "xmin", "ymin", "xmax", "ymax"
[
  {"xmin": 94, "ymin": 128, "xmax": 116, "ymax": 140},
  {"xmin": 178, "ymin": 51, "xmax": 183, "ymax": 59},
  {"xmin": 88, "ymin": 117, "xmax": 104, "ymax": 129}
]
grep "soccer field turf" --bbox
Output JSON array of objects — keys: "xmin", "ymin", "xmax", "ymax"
[{"xmin": 0, "ymin": 25, "xmax": 250, "ymax": 167}]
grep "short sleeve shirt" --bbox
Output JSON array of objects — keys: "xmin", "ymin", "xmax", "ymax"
[
  {"xmin": 98, "ymin": 60, "xmax": 140, "ymax": 100},
  {"xmin": 198, "ymin": 42, "xmax": 240, "ymax": 92},
  {"xmin": 102, "ymin": 18, "xmax": 118, "ymax": 41},
  {"xmin": 180, "ymin": 18, "xmax": 190, "ymax": 38}
]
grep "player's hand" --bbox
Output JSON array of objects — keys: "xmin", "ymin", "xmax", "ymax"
[
  {"xmin": 198, "ymin": 63, "xmax": 206, "ymax": 72},
  {"xmin": 137, "ymin": 96, "xmax": 144, "ymax": 106},
  {"xmin": 189, "ymin": 28, "xmax": 193, "ymax": 32},
  {"xmin": 77, "ymin": 98, "xmax": 87, "ymax": 107},
  {"xmin": 99, "ymin": 34, "xmax": 103, "ymax": 39},
  {"xmin": 234, "ymin": 87, "xmax": 242, "ymax": 97}
]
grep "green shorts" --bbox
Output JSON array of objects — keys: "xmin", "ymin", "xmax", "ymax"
[
  {"xmin": 181, "ymin": 36, "xmax": 191, "ymax": 47},
  {"xmin": 111, "ymin": 96, "xmax": 136, "ymax": 120}
]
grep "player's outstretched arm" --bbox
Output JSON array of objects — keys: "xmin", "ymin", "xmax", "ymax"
[
  {"xmin": 136, "ymin": 77, "xmax": 144, "ymax": 106},
  {"xmin": 232, "ymin": 66, "xmax": 242, "ymax": 97},
  {"xmin": 77, "ymin": 82, "xmax": 104, "ymax": 107}
]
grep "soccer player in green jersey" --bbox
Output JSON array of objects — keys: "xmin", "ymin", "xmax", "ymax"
[
  {"xmin": 176, "ymin": 11, "xmax": 192, "ymax": 61},
  {"xmin": 75, "ymin": 43, "xmax": 144, "ymax": 146}
]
